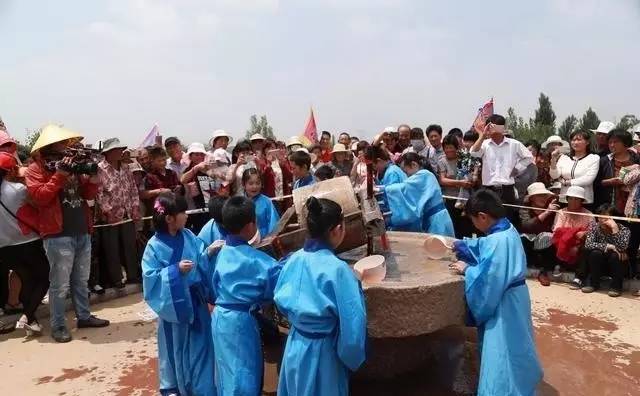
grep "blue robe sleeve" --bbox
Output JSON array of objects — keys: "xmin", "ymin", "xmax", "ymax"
[
  {"xmin": 333, "ymin": 263, "xmax": 367, "ymax": 371},
  {"xmin": 197, "ymin": 220, "xmax": 214, "ymax": 246},
  {"xmin": 381, "ymin": 165, "xmax": 406, "ymax": 186},
  {"xmin": 262, "ymin": 195, "xmax": 280, "ymax": 236},
  {"xmin": 263, "ymin": 256, "xmax": 283, "ymax": 302},
  {"xmin": 384, "ymin": 178, "xmax": 421, "ymax": 229},
  {"xmin": 463, "ymin": 237, "xmax": 511, "ymax": 325},
  {"xmin": 142, "ymin": 240, "xmax": 194, "ymax": 324}
]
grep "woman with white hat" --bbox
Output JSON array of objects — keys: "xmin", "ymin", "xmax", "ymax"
[
  {"xmin": 181, "ymin": 142, "xmax": 222, "ymax": 232},
  {"xmin": 520, "ymin": 183, "xmax": 559, "ymax": 286},
  {"xmin": 551, "ymin": 186, "xmax": 595, "ymax": 289},
  {"xmin": 549, "ymin": 130, "xmax": 600, "ymax": 208},
  {"xmin": 330, "ymin": 143, "xmax": 353, "ymax": 177}
]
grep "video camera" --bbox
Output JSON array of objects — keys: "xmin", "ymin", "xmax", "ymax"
[{"xmin": 43, "ymin": 147, "xmax": 100, "ymax": 175}]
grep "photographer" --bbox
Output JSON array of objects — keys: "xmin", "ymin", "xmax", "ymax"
[
  {"xmin": 96, "ymin": 138, "xmax": 141, "ymax": 288},
  {"xmin": 25, "ymin": 124, "xmax": 109, "ymax": 343}
]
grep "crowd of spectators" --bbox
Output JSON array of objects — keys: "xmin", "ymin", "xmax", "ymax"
[{"xmin": 1, "ymin": 115, "xmax": 640, "ymax": 339}]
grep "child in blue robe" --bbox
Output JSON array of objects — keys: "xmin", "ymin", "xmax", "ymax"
[
  {"xmin": 274, "ymin": 196, "xmax": 367, "ymax": 396},
  {"xmin": 290, "ymin": 150, "xmax": 315, "ymax": 190},
  {"xmin": 242, "ymin": 168, "xmax": 280, "ymax": 238},
  {"xmin": 366, "ymin": 145, "xmax": 407, "ymax": 215},
  {"xmin": 382, "ymin": 152, "xmax": 455, "ymax": 237},
  {"xmin": 211, "ymin": 196, "xmax": 282, "ymax": 395},
  {"xmin": 198, "ymin": 195, "xmax": 228, "ymax": 247},
  {"xmin": 450, "ymin": 189, "xmax": 543, "ymax": 396},
  {"xmin": 142, "ymin": 193, "xmax": 217, "ymax": 396}
]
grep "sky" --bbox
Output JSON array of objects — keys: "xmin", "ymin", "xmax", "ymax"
[{"xmin": 1, "ymin": 0, "xmax": 639, "ymax": 146}]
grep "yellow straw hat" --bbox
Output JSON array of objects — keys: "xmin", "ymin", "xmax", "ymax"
[{"xmin": 31, "ymin": 124, "xmax": 83, "ymax": 154}]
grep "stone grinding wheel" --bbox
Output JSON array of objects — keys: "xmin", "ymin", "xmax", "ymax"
[{"xmin": 292, "ymin": 176, "xmax": 360, "ymax": 226}]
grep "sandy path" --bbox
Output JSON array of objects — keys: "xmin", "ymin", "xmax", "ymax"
[{"xmin": 0, "ymin": 282, "xmax": 638, "ymax": 395}]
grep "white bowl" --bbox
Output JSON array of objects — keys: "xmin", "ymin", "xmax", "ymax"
[
  {"xmin": 423, "ymin": 235, "xmax": 452, "ymax": 260},
  {"xmin": 354, "ymin": 255, "xmax": 386, "ymax": 284}
]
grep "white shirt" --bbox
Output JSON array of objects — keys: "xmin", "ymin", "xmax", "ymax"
[
  {"xmin": 0, "ymin": 181, "xmax": 39, "ymax": 248},
  {"xmin": 471, "ymin": 137, "xmax": 534, "ymax": 186},
  {"xmin": 549, "ymin": 153, "xmax": 600, "ymax": 204}
]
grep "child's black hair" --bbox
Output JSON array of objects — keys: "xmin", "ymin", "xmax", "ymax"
[
  {"xmin": 152, "ymin": 192, "xmax": 188, "ymax": 233},
  {"xmin": 242, "ymin": 167, "xmax": 262, "ymax": 185},
  {"xmin": 608, "ymin": 128, "xmax": 633, "ymax": 148},
  {"xmin": 290, "ymin": 150, "xmax": 311, "ymax": 170},
  {"xmin": 595, "ymin": 203, "xmax": 622, "ymax": 218},
  {"xmin": 222, "ymin": 196, "xmax": 256, "ymax": 234},
  {"xmin": 399, "ymin": 152, "xmax": 422, "ymax": 168},
  {"xmin": 314, "ymin": 165, "xmax": 335, "ymax": 181},
  {"xmin": 465, "ymin": 189, "xmax": 506, "ymax": 219},
  {"xmin": 356, "ymin": 140, "xmax": 370, "ymax": 153},
  {"xmin": 208, "ymin": 195, "xmax": 227, "ymax": 223},
  {"xmin": 305, "ymin": 196, "xmax": 343, "ymax": 240},
  {"xmin": 448, "ymin": 128, "xmax": 463, "ymax": 139},
  {"xmin": 231, "ymin": 140, "xmax": 253, "ymax": 163}
]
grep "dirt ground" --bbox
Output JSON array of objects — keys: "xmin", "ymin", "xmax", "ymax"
[{"xmin": 1, "ymin": 281, "xmax": 638, "ymax": 396}]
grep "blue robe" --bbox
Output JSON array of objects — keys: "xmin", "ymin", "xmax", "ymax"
[
  {"xmin": 453, "ymin": 218, "xmax": 543, "ymax": 396},
  {"xmin": 293, "ymin": 173, "xmax": 315, "ymax": 190},
  {"xmin": 383, "ymin": 169, "xmax": 454, "ymax": 236},
  {"xmin": 211, "ymin": 235, "xmax": 282, "ymax": 395},
  {"xmin": 379, "ymin": 163, "xmax": 406, "ymax": 186},
  {"xmin": 142, "ymin": 229, "xmax": 216, "ymax": 396},
  {"xmin": 274, "ymin": 239, "xmax": 367, "ymax": 396},
  {"xmin": 198, "ymin": 219, "xmax": 227, "ymax": 247},
  {"xmin": 251, "ymin": 193, "xmax": 280, "ymax": 237}
]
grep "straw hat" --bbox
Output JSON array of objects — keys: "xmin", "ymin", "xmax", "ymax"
[
  {"xmin": 590, "ymin": 121, "xmax": 615, "ymax": 135},
  {"xmin": 209, "ymin": 129, "xmax": 233, "ymax": 147},
  {"xmin": 31, "ymin": 124, "xmax": 83, "ymax": 154},
  {"xmin": 331, "ymin": 143, "xmax": 349, "ymax": 154},
  {"xmin": 295, "ymin": 147, "xmax": 317, "ymax": 163},
  {"xmin": 383, "ymin": 126, "xmax": 396, "ymax": 134},
  {"xmin": 250, "ymin": 133, "xmax": 266, "ymax": 141},
  {"xmin": 542, "ymin": 135, "xmax": 569, "ymax": 149},
  {"xmin": 565, "ymin": 186, "xmax": 586, "ymax": 200},
  {"xmin": 287, "ymin": 136, "xmax": 303, "ymax": 148},
  {"xmin": 186, "ymin": 142, "xmax": 207, "ymax": 155},
  {"xmin": 101, "ymin": 137, "xmax": 127, "ymax": 153}
]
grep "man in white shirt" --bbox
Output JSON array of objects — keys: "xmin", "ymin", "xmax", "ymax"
[{"xmin": 470, "ymin": 114, "xmax": 534, "ymax": 225}]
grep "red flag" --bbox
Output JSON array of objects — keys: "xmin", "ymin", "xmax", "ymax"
[
  {"xmin": 472, "ymin": 98, "xmax": 494, "ymax": 133},
  {"xmin": 303, "ymin": 108, "xmax": 317, "ymax": 144}
]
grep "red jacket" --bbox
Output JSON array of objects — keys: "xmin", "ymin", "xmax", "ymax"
[{"xmin": 25, "ymin": 161, "xmax": 98, "ymax": 238}]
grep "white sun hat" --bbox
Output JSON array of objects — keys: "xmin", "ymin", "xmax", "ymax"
[
  {"xmin": 210, "ymin": 129, "xmax": 233, "ymax": 147},
  {"xmin": 331, "ymin": 143, "xmax": 349, "ymax": 154},
  {"xmin": 250, "ymin": 133, "xmax": 266, "ymax": 141},
  {"xmin": 526, "ymin": 182, "xmax": 554, "ymax": 198},
  {"xmin": 187, "ymin": 142, "xmax": 207, "ymax": 155},
  {"xmin": 565, "ymin": 185, "xmax": 586, "ymax": 200},
  {"xmin": 590, "ymin": 121, "xmax": 615, "ymax": 135},
  {"xmin": 542, "ymin": 135, "xmax": 570, "ymax": 149},
  {"xmin": 287, "ymin": 136, "xmax": 303, "ymax": 148}
]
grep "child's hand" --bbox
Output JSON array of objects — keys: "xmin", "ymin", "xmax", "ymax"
[
  {"xmin": 449, "ymin": 260, "xmax": 468, "ymax": 275},
  {"xmin": 207, "ymin": 240, "xmax": 225, "ymax": 257},
  {"xmin": 178, "ymin": 260, "xmax": 194, "ymax": 274}
]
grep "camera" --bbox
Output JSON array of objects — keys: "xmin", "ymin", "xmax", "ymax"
[{"xmin": 44, "ymin": 147, "xmax": 100, "ymax": 175}]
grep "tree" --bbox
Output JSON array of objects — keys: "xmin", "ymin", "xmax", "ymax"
[
  {"xmin": 532, "ymin": 93, "xmax": 556, "ymax": 129},
  {"xmin": 245, "ymin": 114, "xmax": 275, "ymax": 140},
  {"xmin": 505, "ymin": 107, "xmax": 529, "ymax": 137},
  {"xmin": 23, "ymin": 128, "xmax": 42, "ymax": 151},
  {"xmin": 617, "ymin": 114, "xmax": 639, "ymax": 131},
  {"xmin": 0, "ymin": 116, "xmax": 5, "ymax": 131},
  {"xmin": 557, "ymin": 115, "xmax": 578, "ymax": 140},
  {"xmin": 576, "ymin": 107, "xmax": 600, "ymax": 132}
]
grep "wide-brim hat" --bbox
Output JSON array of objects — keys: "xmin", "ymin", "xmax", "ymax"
[
  {"xmin": 590, "ymin": 121, "xmax": 615, "ymax": 135},
  {"xmin": 212, "ymin": 148, "xmax": 230, "ymax": 163},
  {"xmin": 524, "ymin": 182, "xmax": 554, "ymax": 202},
  {"xmin": 187, "ymin": 142, "xmax": 207, "ymax": 155},
  {"xmin": 101, "ymin": 137, "xmax": 127, "ymax": 153},
  {"xmin": 250, "ymin": 133, "xmax": 266, "ymax": 141},
  {"xmin": 210, "ymin": 129, "xmax": 233, "ymax": 147},
  {"xmin": 331, "ymin": 143, "xmax": 349, "ymax": 154},
  {"xmin": 565, "ymin": 185, "xmax": 586, "ymax": 200},
  {"xmin": 287, "ymin": 136, "xmax": 303, "ymax": 148},
  {"xmin": 128, "ymin": 160, "xmax": 145, "ymax": 173},
  {"xmin": 31, "ymin": 124, "xmax": 83, "ymax": 154},
  {"xmin": 542, "ymin": 135, "xmax": 570, "ymax": 149}
]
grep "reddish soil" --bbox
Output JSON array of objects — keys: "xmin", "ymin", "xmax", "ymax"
[
  {"xmin": 112, "ymin": 356, "xmax": 158, "ymax": 396},
  {"xmin": 36, "ymin": 367, "xmax": 98, "ymax": 385}
]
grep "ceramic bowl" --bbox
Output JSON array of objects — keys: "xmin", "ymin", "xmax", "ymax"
[
  {"xmin": 423, "ymin": 235, "xmax": 453, "ymax": 260},
  {"xmin": 354, "ymin": 255, "xmax": 386, "ymax": 284}
]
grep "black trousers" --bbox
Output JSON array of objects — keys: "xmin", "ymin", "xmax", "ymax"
[
  {"xmin": 483, "ymin": 185, "xmax": 521, "ymax": 229},
  {"xmin": 581, "ymin": 249, "xmax": 626, "ymax": 291},
  {"xmin": 521, "ymin": 238, "xmax": 557, "ymax": 272},
  {"xmin": 0, "ymin": 240, "xmax": 50, "ymax": 322},
  {"xmin": 445, "ymin": 200, "xmax": 475, "ymax": 238},
  {"xmin": 626, "ymin": 222, "xmax": 640, "ymax": 278},
  {"xmin": 0, "ymin": 264, "xmax": 8, "ymax": 309},
  {"xmin": 99, "ymin": 221, "xmax": 139, "ymax": 285}
]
